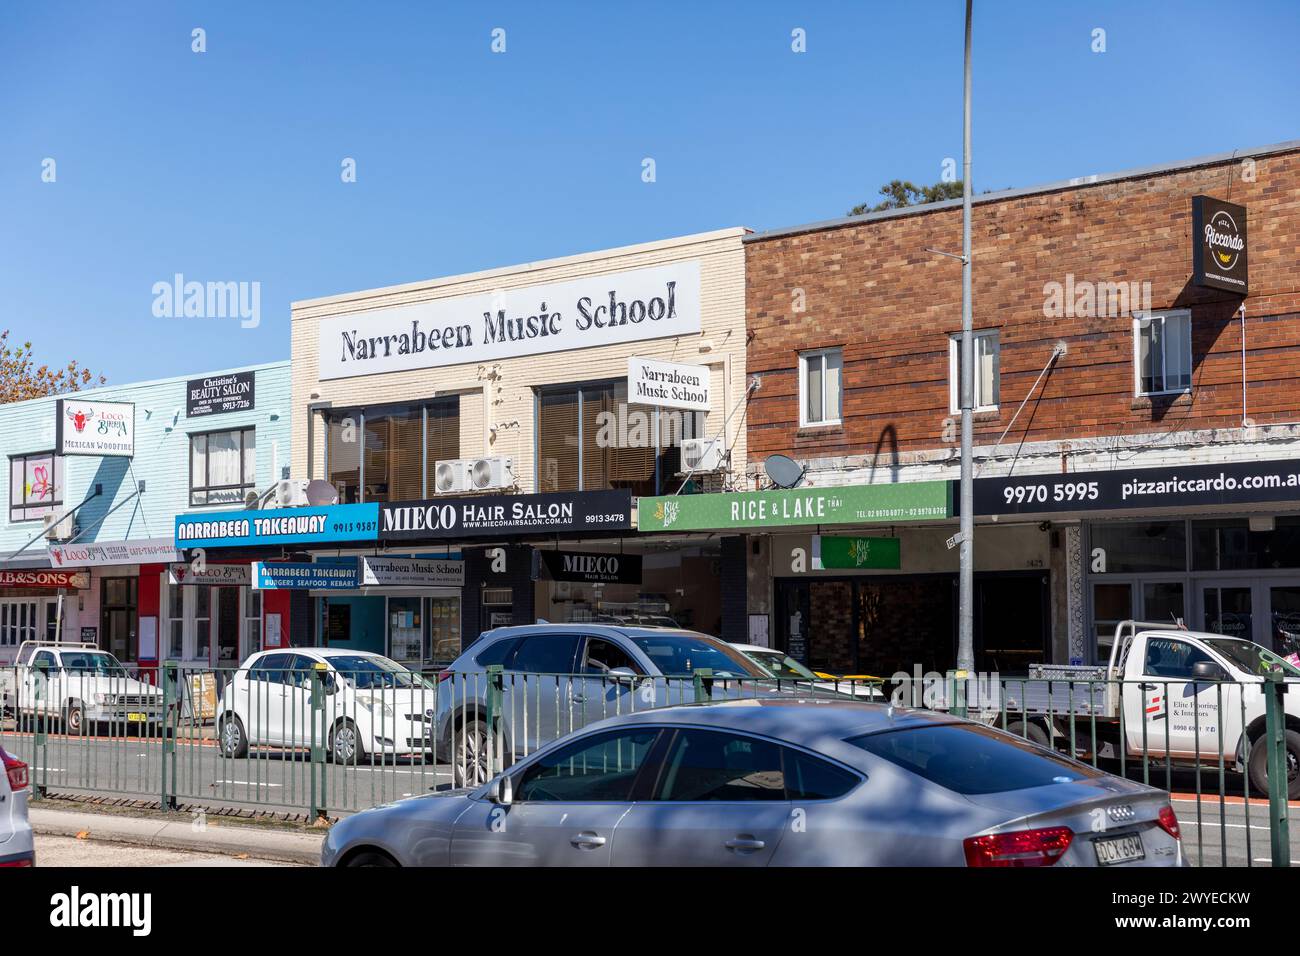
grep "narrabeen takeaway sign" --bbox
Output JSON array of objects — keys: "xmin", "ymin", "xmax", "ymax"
[{"xmin": 317, "ymin": 261, "xmax": 701, "ymax": 380}]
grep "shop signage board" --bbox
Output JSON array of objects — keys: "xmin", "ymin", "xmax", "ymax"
[
  {"xmin": 318, "ymin": 261, "xmax": 702, "ymax": 381},
  {"xmin": 973, "ymin": 458, "xmax": 1300, "ymax": 516},
  {"xmin": 49, "ymin": 537, "xmax": 185, "ymax": 568},
  {"xmin": 379, "ymin": 490, "xmax": 633, "ymax": 541},
  {"xmin": 627, "ymin": 356, "xmax": 711, "ymax": 411},
  {"xmin": 168, "ymin": 563, "xmax": 253, "ymax": 587},
  {"xmin": 359, "ymin": 556, "xmax": 465, "ymax": 588},
  {"xmin": 636, "ymin": 482, "xmax": 952, "ymax": 532},
  {"xmin": 1191, "ymin": 195, "xmax": 1248, "ymax": 294},
  {"xmin": 0, "ymin": 569, "xmax": 89, "ymax": 589},
  {"xmin": 812, "ymin": 536, "xmax": 901, "ymax": 570},
  {"xmin": 175, "ymin": 503, "xmax": 380, "ymax": 548},
  {"xmin": 55, "ymin": 399, "xmax": 135, "ymax": 457},
  {"xmin": 252, "ymin": 562, "xmax": 360, "ymax": 590},
  {"xmin": 187, "ymin": 371, "xmax": 255, "ymax": 417},
  {"xmin": 536, "ymin": 549, "xmax": 642, "ymax": 584}
]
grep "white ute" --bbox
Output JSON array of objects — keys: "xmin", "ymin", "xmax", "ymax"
[{"xmin": 0, "ymin": 640, "xmax": 164, "ymax": 733}]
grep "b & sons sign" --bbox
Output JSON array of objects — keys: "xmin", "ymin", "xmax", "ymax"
[{"xmin": 318, "ymin": 261, "xmax": 702, "ymax": 380}]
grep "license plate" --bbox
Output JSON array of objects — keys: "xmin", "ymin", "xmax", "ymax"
[
  {"xmin": 127, "ymin": 712, "xmax": 148, "ymax": 722},
  {"xmin": 1094, "ymin": 833, "xmax": 1145, "ymax": 865}
]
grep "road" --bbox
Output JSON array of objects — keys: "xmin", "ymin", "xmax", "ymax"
[{"xmin": 36, "ymin": 834, "xmax": 297, "ymax": 867}]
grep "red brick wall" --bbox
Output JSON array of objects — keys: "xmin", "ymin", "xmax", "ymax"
[{"xmin": 746, "ymin": 149, "xmax": 1300, "ymax": 460}]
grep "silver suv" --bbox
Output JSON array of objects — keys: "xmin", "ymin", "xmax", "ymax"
[{"xmin": 434, "ymin": 624, "xmax": 806, "ymax": 786}]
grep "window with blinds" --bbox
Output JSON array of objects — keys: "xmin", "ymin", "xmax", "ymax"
[
  {"xmin": 537, "ymin": 381, "xmax": 669, "ymax": 496},
  {"xmin": 326, "ymin": 399, "xmax": 459, "ymax": 503}
]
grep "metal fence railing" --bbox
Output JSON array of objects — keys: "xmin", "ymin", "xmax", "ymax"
[{"xmin": 1, "ymin": 660, "xmax": 1292, "ymax": 866}]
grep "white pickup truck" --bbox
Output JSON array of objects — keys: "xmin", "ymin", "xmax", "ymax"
[
  {"xmin": 0, "ymin": 641, "xmax": 165, "ymax": 732},
  {"xmin": 936, "ymin": 620, "xmax": 1300, "ymax": 798}
]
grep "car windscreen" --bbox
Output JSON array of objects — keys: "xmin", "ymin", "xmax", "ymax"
[
  {"xmin": 846, "ymin": 723, "xmax": 1105, "ymax": 795},
  {"xmin": 1202, "ymin": 637, "xmax": 1300, "ymax": 677},
  {"xmin": 746, "ymin": 651, "xmax": 818, "ymax": 681},
  {"xmin": 627, "ymin": 634, "xmax": 768, "ymax": 678},
  {"xmin": 323, "ymin": 655, "xmax": 431, "ymax": 689},
  {"xmin": 59, "ymin": 652, "xmax": 129, "ymax": 678}
]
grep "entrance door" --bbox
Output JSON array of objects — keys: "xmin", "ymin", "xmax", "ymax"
[
  {"xmin": 100, "ymin": 577, "xmax": 138, "ymax": 662},
  {"xmin": 975, "ymin": 574, "xmax": 1048, "ymax": 673},
  {"xmin": 215, "ymin": 586, "xmax": 241, "ymax": 666}
]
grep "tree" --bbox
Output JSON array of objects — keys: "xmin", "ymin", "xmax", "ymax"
[
  {"xmin": 849, "ymin": 178, "xmax": 965, "ymax": 216},
  {"xmin": 0, "ymin": 330, "xmax": 105, "ymax": 405}
]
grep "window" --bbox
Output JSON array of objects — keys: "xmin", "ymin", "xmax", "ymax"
[
  {"xmin": 100, "ymin": 576, "xmax": 138, "ymax": 662},
  {"xmin": 536, "ymin": 381, "xmax": 670, "ymax": 496},
  {"xmin": 244, "ymin": 588, "xmax": 262, "ymax": 656},
  {"xmin": 582, "ymin": 638, "xmax": 642, "ymax": 675},
  {"xmin": 506, "ymin": 634, "xmax": 581, "ymax": 674},
  {"xmin": 784, "ymin": 749, "xmax": 859, "ymax": 801},
  {"xmin": 9, "ymin": 452, "xmax": 64, "ymax": 522},
  {"xmin": 473, "ymin": 635, "xmax": 521, "ymax": 668},
  {"xmin": 847, "ymin": 723, "xmax": 1104, "ymax": 795},
  {"xmin": 164, "ymin": 576, "xmax": 184, "ymax": 659},
  {"xmin": 799, "ymin": 348, "xmax": 842, "ymax": 427},
  {"xmin": 325, "ymin": 399, "xmax": 459, "ymax": 503},
  {"xmin": 1143, "ymin": 637, "xmax": 1213, "ymax": 680},
  {"xmin": 514, "ymin": 728, "xmax": 660, "ymax": 802},
  {"xmin": 250, "ymin": 653, "xmax": 291, "ymax": 684},
  {"xmin": 948, "ymin": 331, "xmax": 1000, "ymax": 413},
  {"xmin": 1135, "ymin": 311, "xmax": 1192, "ymax": 395},
  {"xmin": 189, "ymin": 428, "xmax": 256, "ymax": 506},
  {"xmin": 655, "ymin": 729, "xmax": 786, "ymax": 801},
  {"xmin": 1090, "ymin": 521, "xmax": 1187, "ymax": 573}
]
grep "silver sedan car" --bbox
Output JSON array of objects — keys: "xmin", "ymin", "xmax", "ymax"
[{"xmin": 321, "ymin": 699, "xmax": 1185, "ymax": 867}]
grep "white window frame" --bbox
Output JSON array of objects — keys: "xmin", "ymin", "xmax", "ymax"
[
  {"xmin": 798, "ymin": 348, "xmax": 843, "ymax": 428},
  {"xmin": 948, "ymin": 330, "xmax": 1000, "ymax": 414},
  {"xmin": 1133, "ymin": 309, "xmax": 1192, "ymax": 397}
]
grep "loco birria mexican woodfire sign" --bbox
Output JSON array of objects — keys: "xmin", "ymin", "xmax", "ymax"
[{"xmin": 636, "ymin": 482, "xmax": 951, "ymax": 532}]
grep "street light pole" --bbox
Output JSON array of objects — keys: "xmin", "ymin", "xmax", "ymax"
[{"xmin": 957, "ymin": 0, "xmax": 975, "ymax": 673}]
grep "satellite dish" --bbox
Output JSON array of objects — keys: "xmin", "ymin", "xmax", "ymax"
[
  {"xmin": 764, "ymin": 454, "xmax": 806, "ymax": 489},
  {"xmin": 304, "ymin": 479, "xmax": 340, "ymax": 507}
]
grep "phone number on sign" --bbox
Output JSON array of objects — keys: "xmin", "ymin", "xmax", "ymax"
[
  {"xmin": 1002, "ymin": 481, "xmax": 1100, "ymax": 505},
  {"xmin": 586, "ymin": 513, "xmax": 627, "ymax": 524}
]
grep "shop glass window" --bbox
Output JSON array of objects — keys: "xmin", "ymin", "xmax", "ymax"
[
  {"xmin": 244, "ymin": 589, "xmax": 262, "ymax": 656},
  {"xmin": 1089, "ymin": 521, "xmax": 1186, "ymax": 573},
  {"xmin": 514, "ymin": 728, "xmax": 660, "ymax": 803},
  {"xmin": 1135, "ymin": 311, "xmax": 1192, "ymax": 395},
  {"xmin": 1092, "ymin": 582, "xmax": 1133, "ymax": 647},
  {"xmin": 1142, "ymin": 582, "xmax": 1185, "ymax": 627},
  {"xmin": 9, "ymin": 451, "xmax": 64, "ymax": 522},
  {"xmin": 164, "ymin": 577, "xmax": 184, "ymax": 659},
  {"xmin": 189, "ymin": 428, "xmax": 256, "ymax": 506},
  {"xmin": 326, "ymin": 400, "xmax": 458, "ymax": 504},
  {"xmin": 536, "ymin": 381, "xmax": 664, "ymax": 496},
  {"xmin": 195, "ymin": 586, "xmax": 212, "ymax": 661},
  {"xmin": 948, "ymin": 331, "xmax": 1000, "ymax": 413},
  {"xmin": 1192, "ymin": 517, "xmax": 1300, "ymax": 571},
  {"xmin": 799, "ymin": 348, "xmax": 843, "ymax": 427},
  {"xmin": 654, "ymin": 729, "xmax": 786, "ymax": 802}
]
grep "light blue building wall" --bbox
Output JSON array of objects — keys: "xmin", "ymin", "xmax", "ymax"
[{"xmin": 0, "ymin": 361, "xmax": 291, "ymax": 559}]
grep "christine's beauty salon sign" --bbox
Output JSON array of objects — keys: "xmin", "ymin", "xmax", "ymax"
[{"xmin": 317, "ymin": 261, "xmax": 702, "ymax": 380}]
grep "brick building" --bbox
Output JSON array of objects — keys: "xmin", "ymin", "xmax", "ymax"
[{"xmin": 741, "ymin": 140, "xmax": 1300, "ymax": 675}]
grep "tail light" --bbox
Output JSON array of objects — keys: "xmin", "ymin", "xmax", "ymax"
[
  {"xmin": 1157, "ymin": 805, "xmax": 1181, "ymax": 840},
  {"xmin": 1, "ymin": 746, "xmax": 29, "ymax": 792},
  {"xmin": 437, "ymin": 670, "xmax": 454, "ymax": 683},
  {"xmin": 964, "ymin": 826, "xmax": 1073, "ymax": 867},
  {"xmin": 0, "ymin": 857, "xmax": 33, "ymax": 867}
]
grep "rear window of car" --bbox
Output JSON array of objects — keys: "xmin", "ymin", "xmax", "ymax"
[{"xmin": 845, "ymin": 723, "xmax": 1104, "ymax": 795}]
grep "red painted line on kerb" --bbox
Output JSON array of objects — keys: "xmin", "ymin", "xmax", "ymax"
[
  {"xmin": 1171, "ymin": 792, "xmax": 1300, "ymax": 809},
  {"xmin": 3, "ymin": 730, "xmax": 216, "ymax": 747}
]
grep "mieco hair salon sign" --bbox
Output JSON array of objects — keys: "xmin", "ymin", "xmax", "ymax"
[{"xmin": 318, "ymin": 261, "xmax": 702, "ymax": 380}]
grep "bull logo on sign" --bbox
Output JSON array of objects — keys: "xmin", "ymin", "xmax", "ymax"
[{"xmin": 66, "ymin": 406, "xmax": 94, "ymax": 433}]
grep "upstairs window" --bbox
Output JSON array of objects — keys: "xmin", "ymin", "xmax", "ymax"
[
  {"xmin": 190, "ymin": 428, "xmax": 256, "ymax": 506},
  {"xmin": 9, "ymin": 451, "xmax": 64, "ymax": 522},
  {"xmin": 799, "ymin": 348, "xmax": 843, "ymax": 427},
  {"xmin": 1134, "ymin": 311, "xmax": 1192, "ymax": 396},
  {"xmin": 949, "ymin": 330, "xmax": 1000, "ymax": 413}
]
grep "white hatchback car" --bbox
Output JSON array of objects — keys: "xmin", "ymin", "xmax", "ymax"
[
  {"xmin": 0, "ymin": 744, "xmax": 33, "ymax": 867},
  {"xmin": 730, "ymin": 643, "xmax": 884, "ymax": 700},
  {"xmin": 216, "ymin": 648, "xmax": 437, "ymax": 764}
]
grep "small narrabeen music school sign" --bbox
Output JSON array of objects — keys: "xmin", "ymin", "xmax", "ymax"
[{"xmin": 1191, "ymin": 195, "xmax": 1248, "ymax": 295}]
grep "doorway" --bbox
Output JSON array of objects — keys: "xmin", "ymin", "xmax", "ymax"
[
  {"xmin": 1197, "ymin": 578, "xmax": 1300, "ymax": 654},
  {"xmin": 100, "ymin": 577, "xmax": 138, "ymax": 662}
]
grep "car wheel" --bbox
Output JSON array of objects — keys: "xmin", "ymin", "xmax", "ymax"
[
  {"xmin": 453, "ymin": 718, "xmax": 491, "ymax": 788},
  {"xmin": 330, "ymin": 719, "xmax": 367, "ymax": 765},
  {"xmin": 219, "ymin": 714, "xmax": 248, "ymax": 759},
  {"xmin": 345, "ymin": 850, "xmax": 397, "ymax": 867},
  {"xmin": 1006, "ymin": 719, "xmax": 1050, "ymax": 748},
  {"xmin": 64, "ymin": 701, "xmax": 85, "ymax": 736},
  {"xmin": 1248, "ymin": 728, "xmax": 1300, "ymax": 800}
]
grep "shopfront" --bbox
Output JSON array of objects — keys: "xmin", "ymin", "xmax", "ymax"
[{"xmin": 0, "ymin": 567, "xmax": 87, "ymax": 662}]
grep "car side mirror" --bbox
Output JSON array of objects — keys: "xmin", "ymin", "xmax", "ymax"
[
  {"xmin": 606, "ymin": 667, "xmax": 638, "ymax": 683},
  {"xmin": 1192, "ymin": 660, "xmax": 1227, "ymax": 682},
  {"xmin": 487, "ymin": 775, "xmax": 513, "ymax": 806}
]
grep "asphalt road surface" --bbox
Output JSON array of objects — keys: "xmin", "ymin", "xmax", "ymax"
[{"xmin": 36, "ymin": 834, "xmax": 296, "ymax": 867}]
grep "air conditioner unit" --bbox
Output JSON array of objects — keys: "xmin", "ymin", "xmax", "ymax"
[
  {"xmin": 434, "ymin": 459, "xmax": 472, "ymax": 494},
  {"xmin": 681, "ymin": 438, "xmax": 725, "ymax": 473},
  {"xmin": 274, "ymin": 479, "xmax": 310, "ymax": 508},
  {"xmin": 43, "ymin": 511, "xmax": 74, "ymax": 541},
  {"xmin": 469, "ymin": 456, "xmax": 514, "ymax": 492}
]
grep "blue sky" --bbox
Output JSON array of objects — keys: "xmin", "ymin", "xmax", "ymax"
[{"xmin": 2, "ymin": 0, "xmax": 1297, "ymax": 385}]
